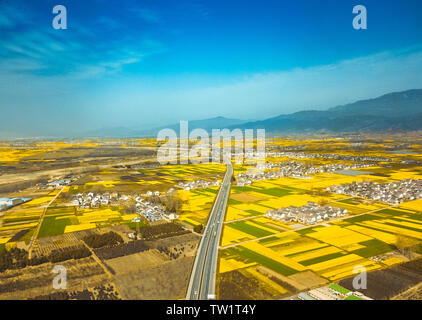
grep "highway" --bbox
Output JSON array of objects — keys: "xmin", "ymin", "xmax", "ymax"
[{"xmin": 186, "ymin": 162, "xmax": 233, "ymax": 300}]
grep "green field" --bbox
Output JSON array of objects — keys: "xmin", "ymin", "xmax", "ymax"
[
  {"xmin": 340, "ymin": 213, "xmax": 381, "ymax": 224},
  {"xmin": 253, "ymin": 187, "xmax": 292, "ymax": 197},
  {"xmin": 225, "ymin": 246, "xmax": 298, "ymax": 276},
  {"xmin": 227, "ymin": 221, "xmax": 275, "ymax": 238},
  {"xmin": 351, "ymin": 239, "xmax": 394, "ymax": 258},
  {"xmin": 38, "ymin": 216, "xmax": 76, "ymax": 237},
  {"xmin": 258, "ymin": 236, "xmax": 282, "ymax": 245},
  {"xmin": 300, "ymin": 252, "xmax": 346, "ymax": 266},
  {"xmin": 329, "ymin": 283, "xmax": 350, "ymax": 295}
]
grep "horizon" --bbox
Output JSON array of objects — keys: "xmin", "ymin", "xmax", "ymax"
[{"xmin": 1, "ymin": 87, "xmax": 421, "ymax": 140}]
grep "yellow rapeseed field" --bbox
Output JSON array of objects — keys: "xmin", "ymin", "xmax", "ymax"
[
  {"xmin": 64, "ymin": 223, "xmax": 96, "ymax": 233},
  {"xmin": 305, "ymin": 225, "xmax": 372, "ymax": 248},
  {"xmin": 399, "ymin": 199, "xmax": 422, "ymax": 212},
  {"xmin": 219, "ymin": 257, "xmax": 256, "ymax": 273}
]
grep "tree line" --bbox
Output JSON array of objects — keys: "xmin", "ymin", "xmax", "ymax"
[
  {"xmin": 0, "ymin": 246, "xmax": 91, "ymax": 273},
  {"xmin": 135, "ymin": 222, "xmax": 188, "ymax": 240},
  {"xmin": 82, "ymin": 231, "xmax": 124, "ymax": 249},
  {"xmin": 94, "ymin": 240, "xmax": 149, "ymax": 260}
]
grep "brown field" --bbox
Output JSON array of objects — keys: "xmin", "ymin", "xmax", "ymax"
[
  {"xmin": 106, "ymin": 249, "xmax": 169, "ymax": 273},
  {"xmin": 339, "ymin": 258, "xmax": 422, "ymax": 299},
  {"xmin": 0, "ymin": 256, "xmax": 108, "ymax": 299},
  {"xmin": 217, "ymin": 268, "xmax": 278, "ymax": 300},
  {"xmin": 231, "ymin": 192, "xmax": 265, "ymax": 203},
  {"xmin": 103, "ymin": 233, "xmax": 200, "ymax": 299},
  {"xmin": 393, "ymin": 282, "xmax": 422, "ymax": 300},
  {"xmin": 257, "ymin": 267, "xmax": 328, "ymax": 294},
  {"xmin": 0, "ymin": 223, "xmax": 200, "ymax": 299},
  {"xmin": 113, "ymin": 256, "xmax": 195, "ymax": 299}
]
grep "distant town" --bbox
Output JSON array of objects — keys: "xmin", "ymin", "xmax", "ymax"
[{"xmin": 265, "ymin": 202, "xmax": 348, "ymax": 225}]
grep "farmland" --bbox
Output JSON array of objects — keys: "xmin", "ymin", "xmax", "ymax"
[
  {"xmin": 0, "ymin": 152, "xmax": 224, "ymax": 246},
  {"xmin": 1, "ymin": 135, "xmax": 422, "ymax": 300},
  {"xmin": 0, "ymin": 140, "xmax": 222, "ymax": 299},
  {"xmin": 218, "ymin": 135, "xmax": 422, "ymax": 299}
]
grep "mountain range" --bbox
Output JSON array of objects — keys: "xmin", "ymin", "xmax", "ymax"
[{"xmin": 84, "ymin": 89, "xmax": 422, "ymax": 138}]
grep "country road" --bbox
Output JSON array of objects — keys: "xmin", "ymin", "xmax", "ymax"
[
  {"xmin": 186, "ymin": 162, "xmax": 233, "ymax": 300},
  {"xmin": 28, "ymin": 186, "xmax": 65, "ymax": 259}
]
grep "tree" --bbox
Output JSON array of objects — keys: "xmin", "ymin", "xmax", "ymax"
[
  {"xmin": 60, "ymin": 191, "xmax": 73, "ymax": 202},
  {"xmin": 161, "ymin": 192, "xmax": 183, "ymax": 213},
  {"xmin": 83, "ymin": 232, "xmax": 123, "ymax": 249},
  {"xmin": 193, "ymin": 224, "xmax": 204, "ymax": 234},
  {"xmin": 123, "ymin": 198, "xmax": 137, "ymax": 215},
  {"xmin": 395, "ymin": 234, "xmax": 419, "ymax": 258}
]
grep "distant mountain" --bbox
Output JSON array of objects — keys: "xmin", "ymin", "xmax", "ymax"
[
  {"xmin": 330, "ymin": 89, "xmax": 422, "ymax": 117},
  {"xmin": 231, "ymin": 89, "xmax": 422, "ymax": 133},
  {"xmin": 142, "ymin": 116, "xmax": 248, "ymax": 135},
  {"xmin": 83, "ymin": 117, "xmax": 248, "ymax": 138},
  {"xmin": 82, "ymin": 89, "xmax": 422, "ymax": 138}
]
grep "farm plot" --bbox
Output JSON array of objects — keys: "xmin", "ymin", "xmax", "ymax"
[{"xmin": 219, "ymin": 208, "xmax": 422, "ymax": 285}]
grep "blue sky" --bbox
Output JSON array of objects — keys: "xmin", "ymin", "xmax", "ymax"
[{"xmin": 1, "ymin": 0, "xmax": 422, "ymax": 136}]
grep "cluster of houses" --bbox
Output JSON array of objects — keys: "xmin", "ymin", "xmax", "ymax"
[
  {"xmin": 236, "ymin": 161, "xmax": 372, "ymax": 186},
  {"xmin": 268, "ymin": 144, "xmax": 305, "ymax": 152},
  {"xmin": 0, "ymin": 197, "xmax": 30, "ymax": 211},
  {"xmin": 136, "ymin": 195, "xmax": 179, "ymax": 222},
  {"xmin": 72, "ymin": 191, "xmax": 164, "ymax": 209},
  {"xmin": 41, "ymin": 176, "xmax": 81, "ymax": 190},
  {"xmin": 297, "ymin": 285, "xmax": 372, "ymax": 300},
  {"xmin": 265, "ymin": 201, "xmax": 347, "ymax": 225},
  {"xmin": 266, "ymin": 151, "xmax": 393, "ymax": 163},
  {"xmin": 175, "ymin": 179, "xmax": 221, "ymax": 191},
  {"xmin": 145, "ymin": 190, "xmax": 161, "ymax": 197},
  {"xmin": 71, "ymin": 192, "xmax": 115, "ymax": 208},
  {"xmin": 71, "ymin": 191, "xmax": 178, "ymax": 222},
  {"xmin": 46, "ymin": 179, "xmax": 72, "ymax": 188},
  {"xmin": 329, "ymin": 179, "xmax": 422, "ymax": 205}
]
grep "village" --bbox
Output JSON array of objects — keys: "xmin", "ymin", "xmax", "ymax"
[
  {"xmin": 265, "ymin": 201, "xmax": 348, "ymax": 225},
  {"xmin": 329, "ymin": 179, "xmax": 422, "ymax": 205},
  {"xmin": 175, "ymin": 179, "xmax": 221, "ymax": 191},
  {"xmin": 70, "ymin": 190, "xmax": 179, "ymax": 223},
  {"xmin": 0, "ymin": 197, "xmax": 31, "ymax": 211},
  {"xmin": 267, "ymin": 151, "xmax": 394, "ymax": 163},
  {"xmin": 295, "ymin": 284, "xmax": 372, "ymax": 300},
  {"xmin": 236, "ymin": 161, "xmax": 372, "ymax": 186}
]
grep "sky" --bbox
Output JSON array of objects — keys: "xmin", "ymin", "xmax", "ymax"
[{"xmin": 1, "ymin": 0, "xmax": 422, "ymax": 137}]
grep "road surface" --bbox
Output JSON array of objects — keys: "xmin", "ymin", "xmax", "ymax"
[{"xmin": 186, "ymin": 162, "xmax": 233, "ymax": 300}]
